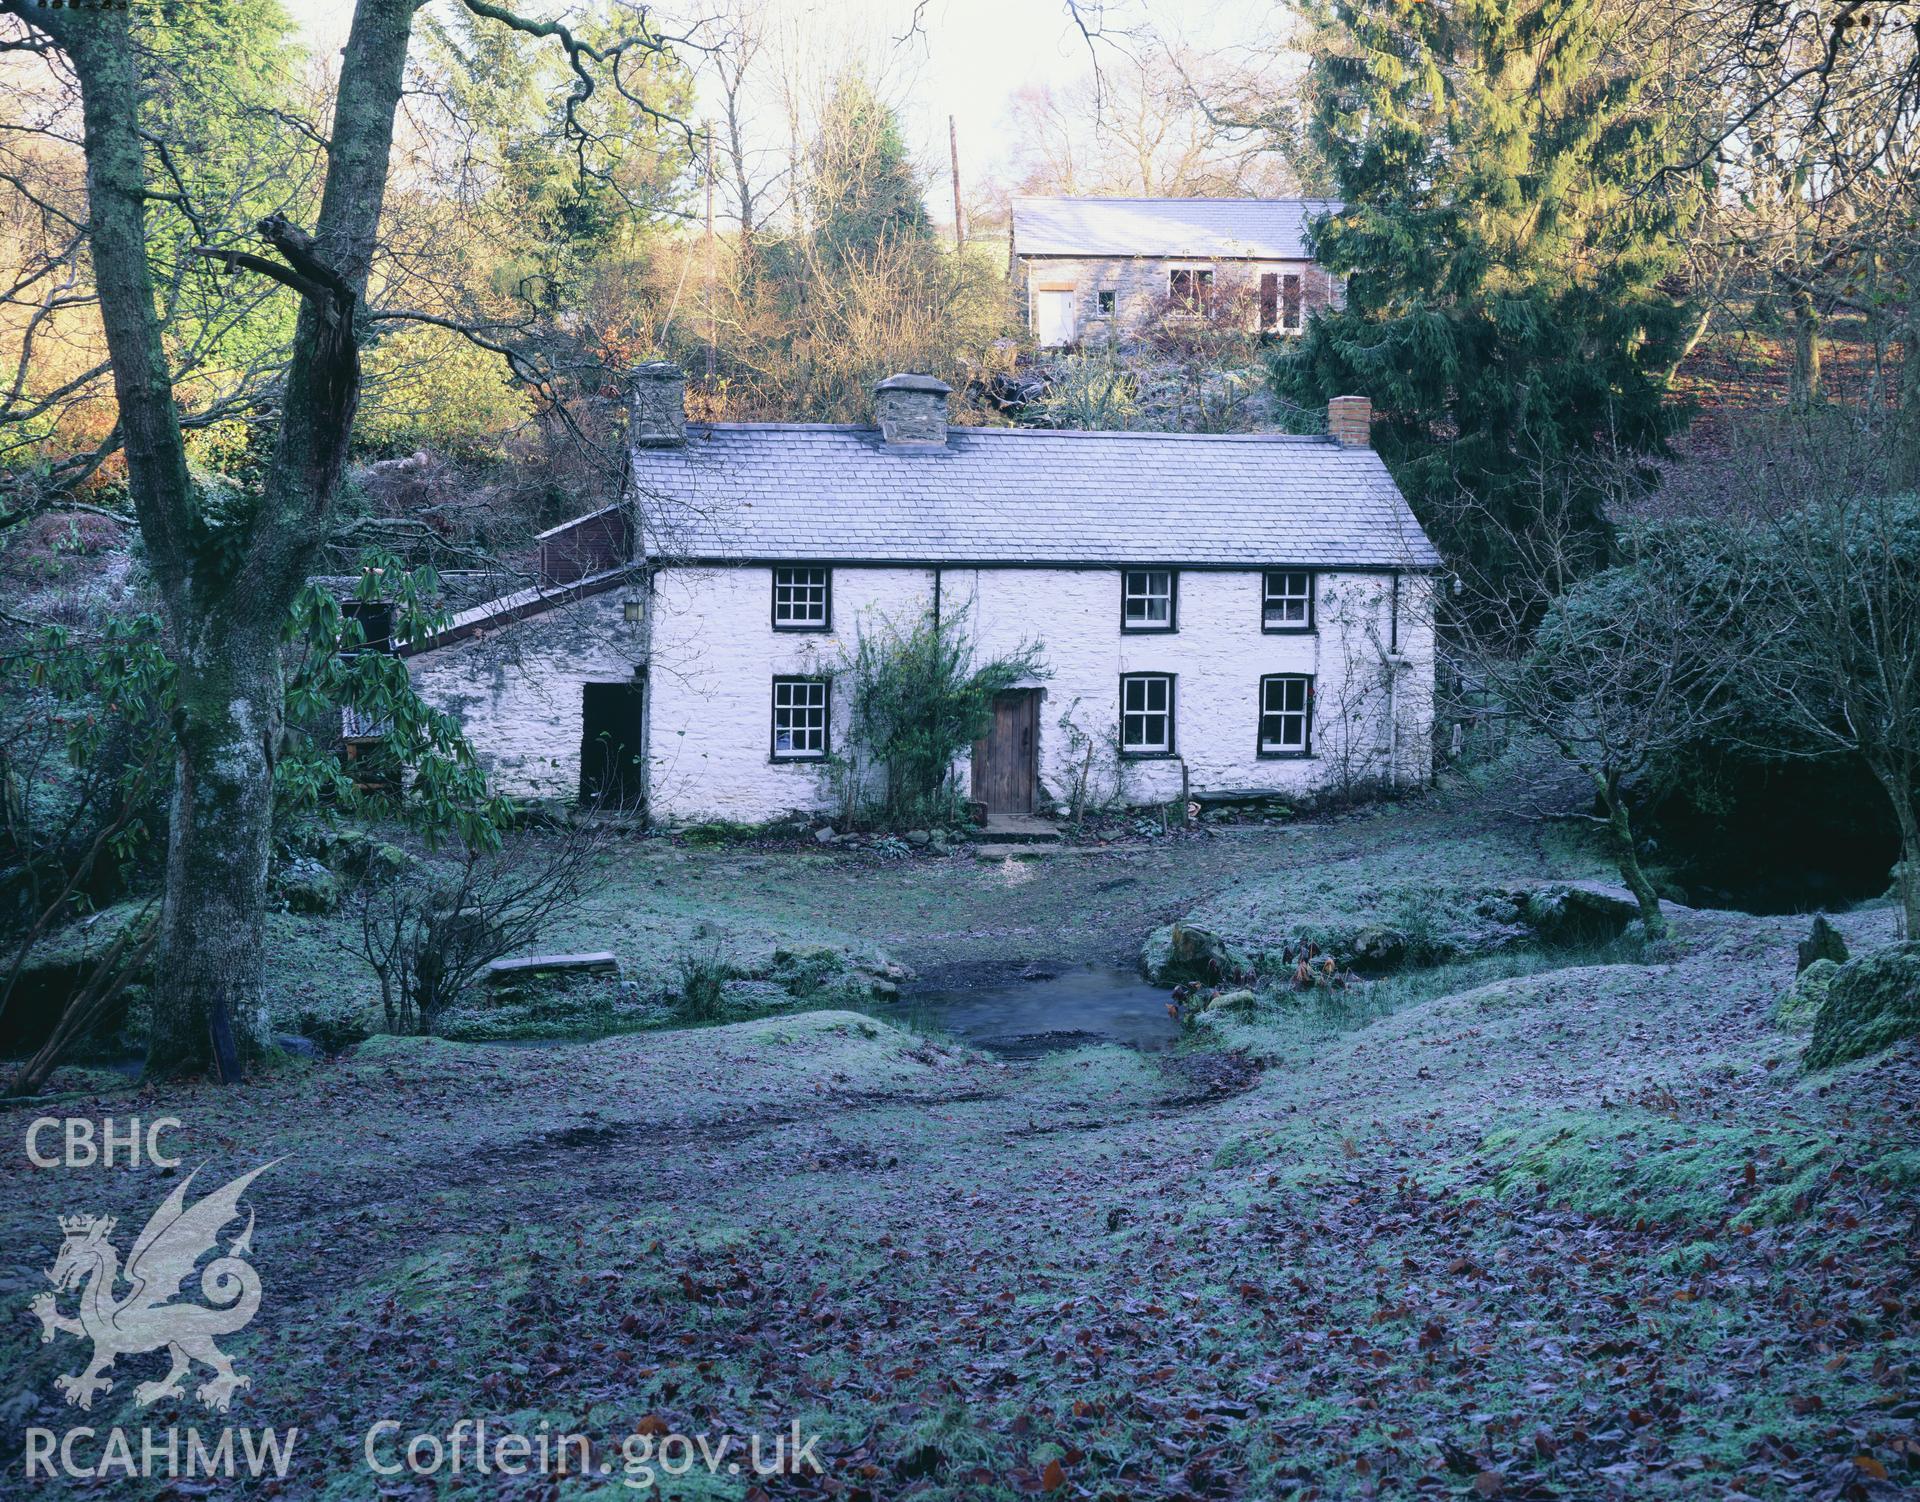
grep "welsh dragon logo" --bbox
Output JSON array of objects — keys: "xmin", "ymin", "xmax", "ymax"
[{"xmin": 30, "ymin": 1161, "xmax": 277, "ymax": 1413}]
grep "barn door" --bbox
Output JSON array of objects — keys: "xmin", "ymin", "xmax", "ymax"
[
  {"xmin": 972, "ymin": 690, "xmax": 1038, "ymax": 819},
  {"xmin": 1034, "ymin": 289, "xmax": 1075, "ymax": 347}
]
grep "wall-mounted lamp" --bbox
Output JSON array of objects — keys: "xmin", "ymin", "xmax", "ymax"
[{"xmin": 622, "ymin": 594, "xmax": 643, "ymax": 624}]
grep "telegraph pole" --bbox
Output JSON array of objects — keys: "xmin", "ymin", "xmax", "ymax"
[
  {"xmin": 704, "ymin": 123, "xmax": 716, "ymax": 384},
  {"xmin": 949, "ymin": 114, "xmax": 964, "ymax": 252}
]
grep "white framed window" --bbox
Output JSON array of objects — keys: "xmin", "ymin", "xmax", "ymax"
[
  {"xmin": 772, "ymin": 566, "xmax": 830, "ymax": 630},
  {"xmin": 1282, "ymin": 272, "xmax": 1303, "ymax": 332},
  {"xmin": 1169, "ymin": 267, "xmax": 1214, "ymax": 311},
  {"xmin": 1259, "ymin": 674, "xmax": 1313, "ymax": 756},
  {"xmin": 771, "ymin": 677, "xmax": 829, "ymax": 759},
  {"xmin": 1120, "ymin": 673, "xmax": 1175, "ymax": 756},
  {"xmin": 1262, "ymin": 570, "xmax": 1314, "ymax": 631},
  {"xmin": 1122, "ymin": 569, "xmax": 1176, "ymax": 631}
]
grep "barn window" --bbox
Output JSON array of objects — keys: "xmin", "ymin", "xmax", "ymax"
[
  {"xmin": 771, "ymin": 677, "xmax": 830, "ymax": 760},
  {"xmin": 1169, "ymin": 267, "xmax": 1213, "ymax": 311},
  {"xmin": 1122, "ymin": 569, "xmax": 1176, "ymax": 631},
  {"xmin": 772, "ymin": 566, "xmax": 830, "ymax": 629},
  {"xmin": 338, "ymin": 598, "xmax": 396, "ymax": 746},
  {"xmin": 1119, "ymin": 674, "xmax": 1175, "ymax": 756},
  {"xmin": 1259, "ymin": 674, "xmax": 1313, "ymax": 756},
  {"xmin": 342, "ymin": 599, "xmax": 394, "ymax": 654},
  {"xmin": 1262, "ymin": 570, "xmax": 1314, "ymax": 631},
  {"xmin": 1282, "ymin": 273, "xmax": 1303, "ymax": 331},
  {"xmin": 1097, "ymin": 289, "xmax": 1116, "ymax": 315}
]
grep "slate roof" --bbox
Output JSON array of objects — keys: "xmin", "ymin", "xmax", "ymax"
[
  {"xmin": 631, "ymin": 424, "xmax": 1440, "ymax": 570},
  {"xmin": 1011, "ymin": 197, "xmax": 1342, "ymax": 260}
]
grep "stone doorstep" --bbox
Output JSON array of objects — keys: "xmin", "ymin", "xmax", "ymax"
[
  {"xmin": 484, "ymin": 952, "xmax": 622, "ymax": 983},
  {"xmin": 974, "ymin": 843, "xmax": 1061, "ymax": 861},
  {"xmin": 980, "ymin": 816, "xmax": 1063, "ymax": 845}
]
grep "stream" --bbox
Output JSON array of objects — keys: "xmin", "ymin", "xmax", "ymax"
[{"xmin": 883, "ymin": 962, "xmax": 1182, "ymax": 1055}]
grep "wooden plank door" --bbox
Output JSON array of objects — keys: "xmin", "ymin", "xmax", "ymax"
[{"xmin": 971, "ymin": 690, "xmax": 1037, "ymax": 818}]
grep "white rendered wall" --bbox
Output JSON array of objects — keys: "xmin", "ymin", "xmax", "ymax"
[
  {"xmin": 642, "ymin": 564, "xmax": 1436, "ymax": 822},
  {"xmin": 643, "ymin": 565, "xmax": 935, "ymax": 823},
  {"xmin": 406, "ymin": 592, "xmax": 644, "ymax": 802}
]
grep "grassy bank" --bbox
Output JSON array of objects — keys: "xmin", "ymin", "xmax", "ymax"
[
  {"xmin": 4, "ymin": 906, "xmax": 1914, "ymax": 1498},
  {"xmin": 3, "ymin": 791, "xmax": 1914, "ymax": 1497}
]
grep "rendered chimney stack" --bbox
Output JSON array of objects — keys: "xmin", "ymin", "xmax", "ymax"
[
  {"xmin": 1327, "ymin": 395, "xmax": 1372, "ymax": 448},
  {"xmin": 630, "ymin": 360, "xmax": 687, "ymax": 448},
  {"xmin": 874, "ymin": 372, "xmax": 953, "ymax": 446}
]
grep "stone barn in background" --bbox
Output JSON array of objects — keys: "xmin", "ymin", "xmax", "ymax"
[{"xmin": 1009, "ymin": 196, "xmax": 1346, "ymax": 347}]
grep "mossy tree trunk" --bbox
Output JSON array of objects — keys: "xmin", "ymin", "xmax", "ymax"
[
  {"xmin": 1790, "ymin": 285, "xmax": 1822, "ymax": 410},
  {"xmin": 1884, "ymin": 779, "xmax": 1920, "ymax": 941},
  {"xmin": 1594, "ymin": 769, "xmax": 1668, "ymax": 942},
  {"xmin": 144, "ymin": 637, "xmax": 284, "ymax": 1075},
  {"xmin": 25, "ymin": 0, "xmax": 418, "ymax": 1077}
]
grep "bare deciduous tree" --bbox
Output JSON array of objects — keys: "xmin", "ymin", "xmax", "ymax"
[
  {"xmin": 0, "ymin": 0, "xmax": 687, "ymax": 1079},
  {"xmin": 350, "ymin": 814, "xmax": 611, "ymax": 1037},
  {"xmin": 1006, "ymin": 47, "xmax": 1302, "ymax": 199},
  {"xmin": 1726, "ymin": 424, "xmax": 1920, "ymax": 936}
]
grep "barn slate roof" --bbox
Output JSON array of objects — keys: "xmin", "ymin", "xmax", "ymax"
[
  {"xmin": 1010, "ymin": 197, "xmax": 1342, "ymax": 260},
  {"xmin": 631, "ymin": 424, "xmax": 1441, "ymax": 570}
]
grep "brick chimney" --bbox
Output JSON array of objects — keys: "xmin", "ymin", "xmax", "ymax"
[
  {"xmin": 1328, "ymin": 395, "xmax": 1372, "ymax": 448},
  {"xmin": 630, "ymin": 361, "xmax": 686, "ymax": 448},
  {"xmin": 874, "ymin": 372, "xmax": 952, "ymax": 446}
]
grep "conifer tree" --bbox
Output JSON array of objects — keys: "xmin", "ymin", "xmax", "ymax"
[
  {"xmin": 807, "ymin": 72, "xmax": 929, "ymax": 264},
  {"xmin": 1275, "ymin": 0, "xmax": 1701, "ymax": 575}
]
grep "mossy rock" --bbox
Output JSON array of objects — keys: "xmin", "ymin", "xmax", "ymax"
[
  {"xmin": 722, "ymin": 978, "xmax": 798, "ymax": 1013},
  {"xmin": 1804, "ymin": 943, "xmax": 1920, "ymax": 1071},
  {"xmin": 1204, "ymin": 987, "xmax": 1259, "ymax": 1015},
  {"xmin": 1796, "ymin": 914, "xmax": 1848, "ymax": 973},
  {"xmin": 769, "ymin": 942, "xmax": 850, "ymax": 994},
  {"xmin": 292, "ymin": 998, "xmax": 377, "ymax": 1053},
  {"xmin": 1521, "ymin": 883, "xmax": 1639, "ymax": 945},
  {"xmin": 274, "ymin": 857, "xmax": 342, "ymax": 915},
  {"xmin": 0, "ymin": 902, "xmax": 152, "ymax": 1053},
  {"xmin": 326, "ymin": 829, "xmax": 412, "ymax": 881},
  {"xmin": 1140, "ymin": 922, "xmax": 1250, "ymax": 985},
  {"xmin": 1774, "ymin": 958, "xmax": 1838, "ymax": 1031},
  {"xmin": 1347, "ymin": 925, "xmax": 1408, "ymax": 969}
]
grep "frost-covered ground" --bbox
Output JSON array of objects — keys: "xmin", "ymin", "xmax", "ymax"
[{"xmin": 3, "ymin": 793, "xmax": 1916, "ymax": 1499}]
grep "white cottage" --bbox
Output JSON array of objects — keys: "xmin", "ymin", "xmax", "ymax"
[
  {"xmin": 406, "ymin": 366, "xmax": 1441, "ymax": 825},
  {"xmin": 1010, "ymin": 196, "xmax": 1346, "ymax": 346}
]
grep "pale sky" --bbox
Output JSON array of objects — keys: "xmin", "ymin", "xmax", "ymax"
[{"xmin": 284, "ymin": 0, "xmax": 1294, "ymax": 222}]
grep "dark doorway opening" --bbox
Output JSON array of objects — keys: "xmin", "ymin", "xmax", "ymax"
[{"xmin": 580, "ymin": 681, "xmax": 645, "ymax": 809}]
